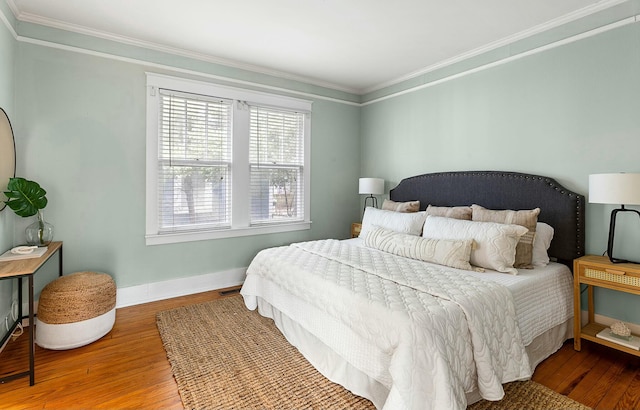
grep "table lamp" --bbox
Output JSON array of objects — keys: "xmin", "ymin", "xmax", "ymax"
[
  {"xmin": 589, "ymin": 173, "xmax": 640, "ymax": 264},
  {"xmin": 359, "ymin": 178, "xmax": 384, "ymax": 214}
]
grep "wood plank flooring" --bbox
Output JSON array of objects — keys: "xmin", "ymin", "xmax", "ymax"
[{"xmin": 1, "ymin": 287, "xmax": 639, "ymax": 409}]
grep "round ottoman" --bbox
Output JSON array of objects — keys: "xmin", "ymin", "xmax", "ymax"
[{"xmin": 36, "ymin": 271, "xmax": 116, "ymax": 350}]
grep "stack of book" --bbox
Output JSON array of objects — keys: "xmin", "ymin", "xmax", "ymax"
[
  {"xmin": 596, "ymin": 328, "xmax": 640, "ymax": 350},
  {"xmin": 0, "ymin": 246, "xmax": 48, "ymax": 262}
]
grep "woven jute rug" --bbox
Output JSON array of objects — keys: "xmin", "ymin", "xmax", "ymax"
[{"xmin": 157, "ymin": 296, "xmax": 590, "ymax": 410}]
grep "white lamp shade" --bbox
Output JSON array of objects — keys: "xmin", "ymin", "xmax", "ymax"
[
  {"xmin": 589, "ymin": 173, "xmax": 640, "ymax": 205},
  {"xmin": 359, "ymin": 178, "xmax": 384, "ymax": 195}
]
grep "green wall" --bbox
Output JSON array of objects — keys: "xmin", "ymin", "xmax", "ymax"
[
  {"xmin": 0, "ymin": 6, "xmax": 16, "ymax": 344},
  {"xmin": 361, "ymin": 18, "xmax": 640, "ymax": 323}
]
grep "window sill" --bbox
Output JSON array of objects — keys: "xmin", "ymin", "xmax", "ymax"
[{"xmin": 145, "ymin": 221, "xmax": 312, "ymax": 245}]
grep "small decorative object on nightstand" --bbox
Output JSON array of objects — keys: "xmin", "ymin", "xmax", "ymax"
[
  {"xmin": 574, "ymin": 255, "xmax": 640, "ymax": 356},
  {"xmin": 351, "ymin": 223, "xmax": 362, "ymax": 238},
  {"xmin": 595, "ymin": 321, "xmax": 640, "ymax": 350}
]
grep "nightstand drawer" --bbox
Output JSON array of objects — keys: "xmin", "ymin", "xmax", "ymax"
[
  {"xmin": 576, "ymin": 255, "xmax": 640, "ymax": 293},
  {"xmin": 583, "ymin": 267, "xmax": 640, "ymax": 289}
]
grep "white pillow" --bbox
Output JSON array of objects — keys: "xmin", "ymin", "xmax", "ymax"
[
  {"xmin": 532, "ymin": 222, "xmax": 554, "ymax": 267},
  {"xmin": 364, "ymin": 226, "xmax": 475, "ymax": 271},
  {"xmin": 422, "ymin": 215, "xmax": 528, "ymax": 275},
  {"xmin": 360, "ymin": 207, "xmax": 427, "ymax": 238}
]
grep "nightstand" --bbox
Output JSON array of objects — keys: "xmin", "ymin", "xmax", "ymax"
[
  {"xmin": 351, "ymin": 223, "xmax": 362, "ymax": 238},
  {"xmin": 574, "ymin": 255, "xmax": 640, "ymax": 356}
]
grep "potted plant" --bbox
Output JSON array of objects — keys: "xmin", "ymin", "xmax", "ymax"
[{"xmin": 3, "ymin": 177, "xmax": 53, "ymax": 246}]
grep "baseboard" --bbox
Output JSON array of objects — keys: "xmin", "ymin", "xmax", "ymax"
[
  {"xmin": 115, "ymin": 267, "xmax": 247, "ymax": 308},
  {"xmin": 21, "ymin": 268, "xmax": 247, "ymax": 318}
]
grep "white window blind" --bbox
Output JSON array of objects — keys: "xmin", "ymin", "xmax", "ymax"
[
  {"xmin": 146, "ymin": 73, "xmax": 312, "ymax": 244},
  {"xmin": 158, "ymin": 89, "xmax": 232, "ymax": 233},
  {"xmin": 249, "ymin": 105, "xmax": 305, "ymax": 225}
]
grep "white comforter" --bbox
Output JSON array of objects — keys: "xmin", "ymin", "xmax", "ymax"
[{"xmin": 243, "ymin": 239, "xmax": 532, "ymax": 410}]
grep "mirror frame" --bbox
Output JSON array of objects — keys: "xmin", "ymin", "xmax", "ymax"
[{"xmin": 0, "ymin": 107, "xmax": 16, "ymax": 211}]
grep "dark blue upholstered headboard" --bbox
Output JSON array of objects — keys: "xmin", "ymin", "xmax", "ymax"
[{"xmin": 389, "ymin": 171, "xmax": 585, "ymax": 268}]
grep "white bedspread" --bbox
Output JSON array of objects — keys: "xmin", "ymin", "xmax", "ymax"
[{"xmin": 243, "ymin": 239, "xmax": 532, "ymax": 410}]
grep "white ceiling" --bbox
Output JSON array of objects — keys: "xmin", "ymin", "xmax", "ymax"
[{"xmin": 8, "ymin": 0, "xmax": 620, "ymax": 94}]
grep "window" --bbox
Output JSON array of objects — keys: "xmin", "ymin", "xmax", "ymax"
[
  {"xmin": 158, "ymin": 91, "xmax": 232, "ymax": 232},
  {"xmin": 249, "ymin": 106, "xmax": 305, "ymax": 225},
  {"xmin": 146, "ymin": 74, "xmax": 312, "ymax": 245}
]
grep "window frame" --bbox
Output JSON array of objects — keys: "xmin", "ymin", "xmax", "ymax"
[{"xmin": 145, "ymin": 73, "xmax": 312, "ymax": 245}]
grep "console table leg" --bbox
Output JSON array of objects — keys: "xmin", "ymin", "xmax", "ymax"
[
  {"xmin": 29, "ymin": 275, "xmax": 34, "ymax": 386},
  {"xmin": 58, "ymin": 244, "xmax": 63, "ymax": 277}
]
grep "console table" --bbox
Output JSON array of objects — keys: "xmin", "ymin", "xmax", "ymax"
[{"xmin": 0, "ymin": 241, "xmax": 63, "ymax": 385}]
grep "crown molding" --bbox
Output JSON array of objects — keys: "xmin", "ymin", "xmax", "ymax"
[
  {"xmin": 6, "ymin": 0, "xmax": 360, "ymax": 95},
  {"xmin": 13, "ymin": 33, "xmax": 361, "ymax": 107},
  {"xmin": 0, "ymin": 12, "xmax": 16, "ymax": 39},
  {"xmin": 0, "ymin": 0, "xmax": 17, "ymax": 39},
  {"xmin": 363, "ymin": 0, "xmax": 630, "ymax": 94},
  {"xmin": 362, "ymin": 15, "xmax": 638, "ymax": 105}
]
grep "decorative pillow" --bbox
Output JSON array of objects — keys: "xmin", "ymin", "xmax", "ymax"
[
  {"xmin": 360, "ymin": 207, "xmax": 427, "ymax": 238},
  {"xmin": 426, "ymin": 205, "xmax": 472, "ymax": 220},
  {"xmin": 532, "ymin": 222, "xmax": 554, "ymax": 267},
  {"xmin": 422, "ymin": 215, "xmax": 528, "ymax": 275},
  {"xmin": 364, "ymin": 227, "xmax": 475, "ymax": 271},
  {"xmin": 382, "ymin": 199, "xmax": 420, "ymax": 213},
  {"xmin": 470, "ymin": 204, "xmax": 540, "ymax": 269}
]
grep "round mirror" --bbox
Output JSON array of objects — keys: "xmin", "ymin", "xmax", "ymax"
[{"xmin": 0, "ymin": 108, "xmax": 16, "ymax": 211}]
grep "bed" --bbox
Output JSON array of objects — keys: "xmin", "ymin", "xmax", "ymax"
[{"xmin": 240, "ymin": 170, "xmax": 585, "ymax": 410}]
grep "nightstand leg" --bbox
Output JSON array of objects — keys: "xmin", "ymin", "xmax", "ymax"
[
  {"xmin": 587, "ymin": 285, "xmax": 594, "ymax": 324},
  {"xmin": 574, "ymin": 278, "xmax": 582, "ymax": 351},
  {"xmin": 573, "ymin": 292, "xmax": 582, "ymax": 352}
]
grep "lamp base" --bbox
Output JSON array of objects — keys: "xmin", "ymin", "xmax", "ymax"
[
  {"xmin": 363, "ymin": 195, "xmax": 378, "ymax": 215},
  {"xmin": 607, "ymin": 207, "xmax": 640, "ymax": 264}
]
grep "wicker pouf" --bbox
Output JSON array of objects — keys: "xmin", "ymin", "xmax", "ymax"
[{"xmin": 36, "ymin": 271, "xmax": 116, "ymax": 350}]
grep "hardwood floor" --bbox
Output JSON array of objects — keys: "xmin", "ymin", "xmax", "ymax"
[
  {"xmin": 1, "ymin": 287, "xmax": 638, "ymax": 409},
  {"xmin": 0, "ymin": 287, "xmax": 240, "ymax": 409},
  {"xmin": 532, "ymin": 340, "xmax": 640, "ymax": 409}
]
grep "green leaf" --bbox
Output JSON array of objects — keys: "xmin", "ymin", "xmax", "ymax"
[{"xmin": 3, "ymin": 177, "xmax": 48, "ymax": 218}]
